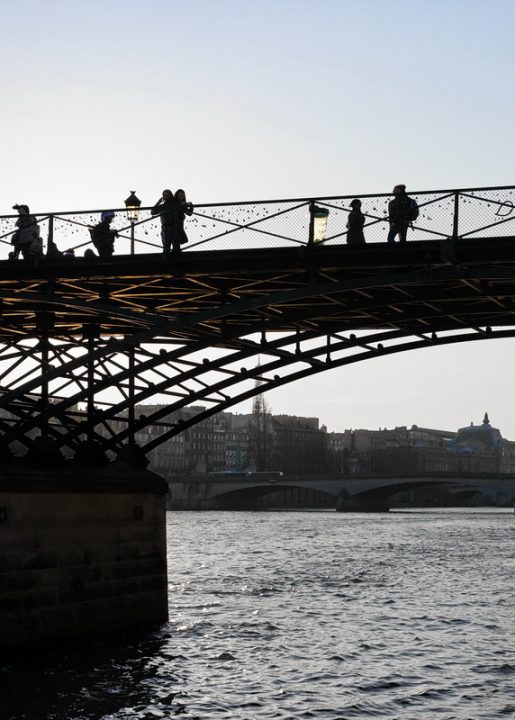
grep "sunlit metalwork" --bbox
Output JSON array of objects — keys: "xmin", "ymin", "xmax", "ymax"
[{"xmin": 1, "ymin": 185, "xmax": 515, "ymax": 461}]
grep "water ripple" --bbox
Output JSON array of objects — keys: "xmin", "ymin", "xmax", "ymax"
[{"xmin": 2, "ymin": 508, "xmax": 515, "ymax": 719}]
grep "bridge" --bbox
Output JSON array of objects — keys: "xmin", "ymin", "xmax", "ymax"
[
  {"xmin": 1, "ymin": 184, "xmax": 515, "ymax": 461},
  {"xmin": 167, "ymin": 471, "xmax": 515, "ymax": 512},
  {"xmin": 3, "ymin": 183, "xmax": 515, "ymax": 648}
]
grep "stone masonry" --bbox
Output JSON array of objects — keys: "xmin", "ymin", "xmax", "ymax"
[{"xmin": 0, "ymin": 461, "xmax": 168, "ymax": 649}]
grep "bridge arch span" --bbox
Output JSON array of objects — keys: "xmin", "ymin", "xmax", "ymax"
[
  {"xmin": 1, "ymin": 235, "xmax": 515, "ymax": 455},
  {"xmin": 2, "ymin": 323, "xmax": 515, "ymax": 456}
]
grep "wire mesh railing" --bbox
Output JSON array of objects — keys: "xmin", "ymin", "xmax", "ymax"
[{"xmin": 1, "ymin": 185, "xmax": 515, "ymax": 261}]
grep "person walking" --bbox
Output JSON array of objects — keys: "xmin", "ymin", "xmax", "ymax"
[
  {"xmin": 346, "ymin": 199, "xmax": 366, "ymax": 245},
  {"xmin": 387, "ymin": 184, "xmax": 419, "ymax": 244}
]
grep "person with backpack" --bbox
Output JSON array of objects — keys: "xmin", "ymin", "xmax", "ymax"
[
  {"xmin": 173, "ymin": 188, "xmax": 194, "ymax": 247},
  {"xmin": 89, "ymin": 210, "xmax": 118, "ymax": 258},
  {"xmin": 387, "ymin": 184, "xmax": 419, "ymax": 244},
  {"xmin": 151, "ymin": 188, "xmax": 193, "ymax": 256},
  {"xmin": 10, "ymin": 204, "xmax": 43, "ymax": 260}
]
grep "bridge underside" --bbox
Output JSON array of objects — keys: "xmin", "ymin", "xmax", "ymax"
[{"xmin": 2, "ymin": 236, "xmax": 515, "ymax": 458}]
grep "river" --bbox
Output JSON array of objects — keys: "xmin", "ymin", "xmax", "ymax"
[{"xmin": 3, "ymin": 508, "xmax": 515, "ymax": 719}]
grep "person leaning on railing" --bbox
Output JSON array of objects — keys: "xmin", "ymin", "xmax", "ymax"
[{"xmin": 89, "ymin": 210, "xmax": 118, "ymax": 258}]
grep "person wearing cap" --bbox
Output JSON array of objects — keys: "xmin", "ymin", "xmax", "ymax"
[
  {"xmin": 387, "ymin": 184, "xmax": 415, "ymax": 244},
  {"xmin": 89, "ymin": 211, "xmax": 117, "ymax": 258},
  {"xmin": 347, "ymin": 199, "xmax": 366, "ymax": 245},
  {"xmin": 11, "ymin": 204, "xmax": 43, "ymax": 260}
]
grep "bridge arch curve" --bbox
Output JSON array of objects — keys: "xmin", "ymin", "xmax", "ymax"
[{"xmin": 0, "ymin": 230, "xmax": 515, "ymax": 455}]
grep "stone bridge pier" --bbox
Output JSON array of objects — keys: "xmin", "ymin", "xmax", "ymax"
[{"xmin": 0, "ymin": 460, "xmax": 168, "ymax": 650}]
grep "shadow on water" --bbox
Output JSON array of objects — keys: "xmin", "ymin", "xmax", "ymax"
[{"xmin": 0, "ymin": 624, "xmax": 194, "ymax": 720}]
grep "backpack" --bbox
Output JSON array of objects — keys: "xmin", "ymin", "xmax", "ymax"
[{"xmin": 408, "ymin": 198, "xmax": 419, "ymax": 221}]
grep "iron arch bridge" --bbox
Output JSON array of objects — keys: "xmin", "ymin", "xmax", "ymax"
[{"xmin": 1, "ymin": 184, "xmax": 515, "ymax": 461}]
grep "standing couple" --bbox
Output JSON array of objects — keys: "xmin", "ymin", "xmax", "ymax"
[{"xmin": 151, "ymin": 188, "xmax": 194, "ymax": 256}]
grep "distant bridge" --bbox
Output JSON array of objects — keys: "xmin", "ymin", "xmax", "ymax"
[
  {"xmin": 1, "ymin": 185, "xmax": 515, "ymax": 462},
  {"xmin": 167, "ymin": 472, "xmax": 515, "ymax": 511}
]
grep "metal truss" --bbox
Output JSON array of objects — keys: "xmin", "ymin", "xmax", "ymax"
[{"xmin": 2, "ymin": 224, "xmax": 515, "ymax": 459}]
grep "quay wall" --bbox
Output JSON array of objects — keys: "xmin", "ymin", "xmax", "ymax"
[{"xmin": 0, "ymin": 462, "xmax": 168, "ymax": 650}]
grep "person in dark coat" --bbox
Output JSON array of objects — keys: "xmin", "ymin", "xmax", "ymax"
[
  {"xmin": 173, "ymin": 188, "xmax": 194, "ymax": 247},
  {"xmin": 387, "ymin": 184, "xmax": 416, "ymax": 244},
  {"xmin": 11, "ymin": 204, "xmax": 42, "ymax": 260},
  {"xmin": 89, "ymin": 211, "xmax": 117, "ymax": 258},
  {"xmin": 151, "ymin": 189, "xmax": 176, "ymax": 256},
  {"xmin": 346, "ymin": 199, "xmax": 366, "ymax": 245},
  {"xmin": 151, "ymin": 188, "xmax": 193, "ymax": 255}
]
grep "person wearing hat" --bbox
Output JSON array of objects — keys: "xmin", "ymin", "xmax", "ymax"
[
  {"xmin": 89, "ymin": 210, "xmax": 118, "ymax": 258},
  {"xmin": 387, "ymin": 184, "xmax": 417, "ymax": 244},
  {"xmin": 347, "ymin": 199, "xmax": 366, "ymax": 245},
  {"xmin": 11, "ymin": 204, "xmax": 43, "ymax": 260}
]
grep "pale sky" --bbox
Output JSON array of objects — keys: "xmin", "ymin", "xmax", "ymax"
[{"xmin": 2, "ymin": 0, "xmax": 515, "ymax": 438}]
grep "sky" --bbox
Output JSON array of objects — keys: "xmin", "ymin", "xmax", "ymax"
[{"xmin": 2, "ymin": 0, "xmax": 515, "ymax": 437}]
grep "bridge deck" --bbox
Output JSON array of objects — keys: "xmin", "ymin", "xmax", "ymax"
[
  {"xmin": 1, "ymin": 236, "xmax": 515, "ymax": 340},
  {"xmin": 2, "ymin": 230, "xmax": 515, "ymax": 458}
]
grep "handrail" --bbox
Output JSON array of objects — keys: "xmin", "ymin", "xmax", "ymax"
[
  {"xmin": 3, "ymin": 183, "xmax": 515, "ymax": 217},
  {"xmin": 1, "ymin": 185, "xmax": 514, "ymax": 259}
]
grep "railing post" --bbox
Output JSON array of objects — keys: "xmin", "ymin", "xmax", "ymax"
[
  {"xmin": 308, "ymin": 201, "xmax": 315, "ymax": 245},
  {"xmin": 452, "ymin": 191, "xmax": 460, "ymax": 240},
  {"xmin": 47, "ymin": 214, "xmax": 54, "ymax": 256}
]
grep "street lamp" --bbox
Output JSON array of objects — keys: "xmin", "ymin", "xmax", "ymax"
[
  {"xmin": 125, "ymin": 191, "xmax": 141, "ymax": 255},
  {"xmin": 309, "ymin": 202, "xmax": 330, "ymax": 244}
]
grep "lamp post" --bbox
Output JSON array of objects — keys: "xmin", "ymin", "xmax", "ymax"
[
  {"xmin": 308, "ymin": 202, "xmax": 330, "ymax": 245},
  {"xmin": 124, "ymin": 191, "xmax": 141, "ymax": 255}
]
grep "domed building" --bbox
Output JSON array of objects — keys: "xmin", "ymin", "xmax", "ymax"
[{"xmin": 448, "ymin": 412, "xmax": 503, "ymax": 454}]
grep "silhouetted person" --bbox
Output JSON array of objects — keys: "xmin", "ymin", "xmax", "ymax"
[
  {"xmin": 46, "ymin": 240, "xmax": 63, "ymax": 259},
  {"xmin": 387, "ymin": 184, "xmax": 419, "ymax": 244},
  {"xmin": 174, "ymin": 188, "xmax": 194, "ymax": 247},
  {"xmin": 151, "ymin": 188, "xmax": 193, "ymax": 256},
  {"xmin": 347, "ymin": 199, "xmax": 366, "ymax": 245},
  {"xmin": 151, "ymin": 189, "xmax": 176, "ymax": 256},
  {"xmin": 89, "ymin": 211, "xmax": 117, "ymax": 258},
  {"xmin": 11, "ymin": 204, "xmax": 42, "ymax": 260}
]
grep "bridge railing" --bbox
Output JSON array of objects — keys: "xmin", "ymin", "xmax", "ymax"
[{"xmin": 1, "ymin": 185, "xmax": 515, "ymax": 260}]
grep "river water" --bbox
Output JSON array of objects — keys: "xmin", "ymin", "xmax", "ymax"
[{"xmin": 3, "ymin": 508, "xmax": 515, "ymax": 719}]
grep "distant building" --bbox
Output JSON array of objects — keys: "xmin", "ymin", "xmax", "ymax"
[
  {"xmin": 270, "ymin": 415, "xmax": 328, "ymax": 474},
  {"xmin": 332, "ymin": 413, "xmax": 514, "ymax": 476},
  {"xmin": 40, "ymin": 402, "xmax": 515, "ymax": 483}
]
